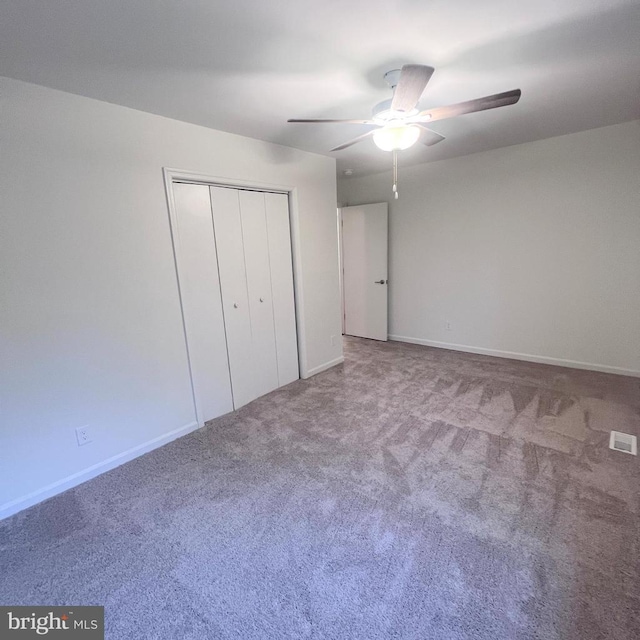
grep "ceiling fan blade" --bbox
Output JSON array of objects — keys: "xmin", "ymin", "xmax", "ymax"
[
  {"xmin": 390, "ymin": 64, "xmax": 435, "ymax": 113},
  {"xmin": 415, "ymin": 89, "xmax": 521, "ymax": 123},
  {"xmin": 416, "ymin": 125, "xmax": 445, "ymax": 147},
  {"xmin": 288, "ymin": 118, "xmax": 376, "ymax": 124},
  {"xmin": 330, "ymin": 130, "xmax": 377, "ymax": 152}
]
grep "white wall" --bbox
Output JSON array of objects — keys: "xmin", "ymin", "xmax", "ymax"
[
  {"xmin": 338, "ymin": 120, "xmax": 640, "ymax": 376},
  {"xmin": 0, "ymin": 76, "xmax": 343, "ymax": 517}
]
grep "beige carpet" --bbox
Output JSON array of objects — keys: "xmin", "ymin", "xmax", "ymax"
[{"xmin": 1, "ymin": 337, "xmax": 638, "ymax": 639}]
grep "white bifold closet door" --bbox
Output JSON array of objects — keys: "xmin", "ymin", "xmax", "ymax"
[
  {"xmin": 211, "ymin": 186, "xmax": 284, "ymax": 407},
  {"xmin": 264, "ymin": 193, "xmax": 299, "ymax": 386},
  {"xmin": 171, "ymin": 183, "xmax": 234, "ymax": 421},
  {"xmin": 172, "ymin": 182, "xmax": 299, "ymax": 421},
  {"xmin": 208, "ymin": 187, "xmax": 260, "ymax": 408}
]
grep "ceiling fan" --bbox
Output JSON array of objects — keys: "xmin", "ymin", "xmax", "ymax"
[{"xmin": 288, "ymin": 64, "xmax": 521, "ymax": 197}]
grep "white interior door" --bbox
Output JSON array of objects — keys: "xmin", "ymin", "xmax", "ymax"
[
  {"xmin": 238, "ymin": 190, "xmax": 279, "ymax": 399},
  {"xmin": 210, "ymin": 186, "xmax": 255, "ymax": 409},
  {"xmin": 342, "ymin": 203, "xmax": 388, "ymax": 341}
]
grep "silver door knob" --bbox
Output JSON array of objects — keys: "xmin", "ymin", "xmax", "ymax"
[
  {"xmin": 259, "ymin": 297, "xmax": 264, "ymax": 303},
  {"xmin": 233, "ymin": 303, "xmax": 238, "ymax": 308},
  {"xmin": 375, "ymin": 280, "xmax": 387, "ymax": 284}
]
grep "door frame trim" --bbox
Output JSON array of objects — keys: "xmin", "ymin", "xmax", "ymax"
[{"xmin": 162, "ymin": 168, "xmax": 308, "ymax": 425}]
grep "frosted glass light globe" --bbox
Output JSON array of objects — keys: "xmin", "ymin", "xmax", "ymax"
[{"xmin": 373, "ymin": 124, "xmax": 420, "ymax": 151}]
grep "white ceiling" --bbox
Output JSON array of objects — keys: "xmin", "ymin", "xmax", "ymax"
[{"xmin": 1, "ymin": 0, "xmax": 639, "ymax": 176}]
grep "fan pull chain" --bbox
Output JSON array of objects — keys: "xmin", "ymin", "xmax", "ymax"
[{"xmin": 392, "ymin": 149, "xmax": 399, "ymax": 199}]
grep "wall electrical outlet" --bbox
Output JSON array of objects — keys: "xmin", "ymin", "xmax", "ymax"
[
  {"xmin": 75, "ymin": 425, "xmax": 92, "ymax": 446},
  {"xmin": 445, "ymin": 322, "xmax": 452, "ymax": 331}
]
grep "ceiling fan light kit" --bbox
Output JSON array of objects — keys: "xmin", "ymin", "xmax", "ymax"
[
  {"xmin": 288, "ymin": 64, "xmax": 521, "ymax": 198},
  {"xmin": 373, "ymin": 124, "xmax": 420, "ymax": 151}
]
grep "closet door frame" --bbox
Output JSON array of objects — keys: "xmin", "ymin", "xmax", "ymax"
[{"xmin": 163, "ymin": 168, "xmax": 307, "ymax": 426}]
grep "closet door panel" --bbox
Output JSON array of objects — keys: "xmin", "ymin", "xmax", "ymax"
[
  {"xmin": 265, "ymin": 193, "xmax": 299, "ymax": 386},
  {"xmin": 238, "ymin": 190, "xmax": 279, "ymax": 398},
  {"xmin": 210, "ymin": 186, "xmax": 254, "ymax": 409},
  {"xmin": 172, "ymin": 183, "xmax": 233, "ymax": 422}
]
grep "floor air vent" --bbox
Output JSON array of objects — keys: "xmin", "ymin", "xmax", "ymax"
[{"xmin": 609, "ymin": 431, "xmax": 637, "ymax": 455}]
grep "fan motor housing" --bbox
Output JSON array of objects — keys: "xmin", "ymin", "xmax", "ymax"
[{"xmin": 372, "ymin": 98, "xmax": 418, "ymax": 123}]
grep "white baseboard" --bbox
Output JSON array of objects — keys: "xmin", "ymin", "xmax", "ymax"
[
  {"xmin": 304, "ymin": 356, "xmax": 345, "ymax": 378},
  {"xmin": 0, "ymin": 420, "xmax": 200, "ymax": 521},
  {"xmin": 388, "ymin": 335, "xmax": 640, "ymax": 378}
]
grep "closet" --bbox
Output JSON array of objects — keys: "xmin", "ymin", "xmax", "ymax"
[{"xmin": 171, "ymin": 183, "xmax": 299, "ymax": 421}]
